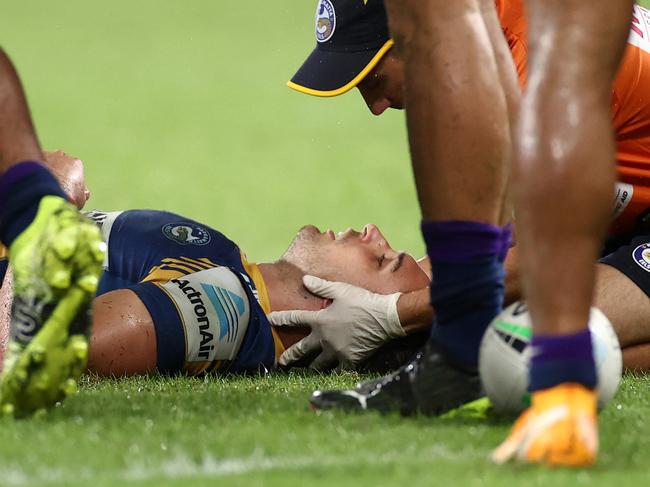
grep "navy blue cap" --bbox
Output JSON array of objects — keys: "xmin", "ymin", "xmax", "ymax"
[{"xmin": 288, "ymin": 0, "xmax": 393, "ymax": 97}]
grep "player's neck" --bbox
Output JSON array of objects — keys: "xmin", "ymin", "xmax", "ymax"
[{"xmin": 257, "ymin": 261, "xmax": 326, "ymax": 312}]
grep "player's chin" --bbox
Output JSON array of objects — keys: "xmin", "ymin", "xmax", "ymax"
[{"xmin": 296, "ymin": 225, "xmax": 326, "ymax": 241}]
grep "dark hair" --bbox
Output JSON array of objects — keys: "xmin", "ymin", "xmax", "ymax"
[{"xmin": 358, "ymin": 330, "xmax": 429, "ymax": 373}]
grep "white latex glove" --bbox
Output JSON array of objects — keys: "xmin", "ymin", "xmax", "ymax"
[{"xmin": 267, "ymin": 275, "xmax": 405, "ymax": 370}]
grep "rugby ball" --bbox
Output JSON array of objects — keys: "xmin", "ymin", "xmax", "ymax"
[{"xmin": 479, "ymin": 301, "xmax": 622, "ymax": 413}]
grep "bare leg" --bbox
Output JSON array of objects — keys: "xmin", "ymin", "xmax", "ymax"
[
  {"xmin": 478, "ymin": 0, "xmax": 521, "ymax": 224},
  {"xmin": 328, "ymin": 0, "xmax": 519, "ymax": 409},
  {"xmin": 515, "ymin": 0, "xmax": 633, "ymax": 335},
  {"xmin": 494, "ymin": 0, "xmax": 636, "ymax": 466},
  {"xmin": 384, "ymin": 0, "xmax": 512, "ymax": 223},
  {"xmin": 0, "ymin": 50, "xmax": 105, "ymax": 418},
  {"xmin": 0, "ymin": 49, "xmax": 42, "ymax": 170},
  {"xmin": 308, "ymin": 0, "xmax": 521, "ymax": 415}
]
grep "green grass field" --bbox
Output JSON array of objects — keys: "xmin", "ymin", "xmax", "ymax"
[{"xmin": 2, "ymin": 1, "xmax": 650, "ymax": 486}]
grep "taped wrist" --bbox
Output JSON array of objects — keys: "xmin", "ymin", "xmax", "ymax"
[{"xmin": 0, "ymin": 161, "xmax": 67, "ymax": 246}]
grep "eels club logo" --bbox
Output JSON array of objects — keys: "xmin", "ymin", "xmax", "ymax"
[
  {"xmin": 162, "ymin": 222, "xmax": 211, "ymax": 246},
  {"xmin": 632, "ymin": 243, "xmax": 650, "ymax": 272},
  {"xmin": 315, "ymin": 0, "xmax": 336, "ymax": 43}
]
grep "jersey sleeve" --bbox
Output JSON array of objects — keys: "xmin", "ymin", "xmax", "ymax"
[
  {"xmin": 128, "ymin": 261, "xmax": 275, "ymax": 375},
  {"xmin": 133, "ymin": 265, "xmax": 254, "ymax": 375}
]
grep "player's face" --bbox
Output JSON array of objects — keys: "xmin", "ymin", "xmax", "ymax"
[
  {"xmin": 281, "ymin": 224, "xmax": 429, "ymax": 294},
  {"xmin": 357, "ymin": 49, "xmax": 404, "ymax": 116}
]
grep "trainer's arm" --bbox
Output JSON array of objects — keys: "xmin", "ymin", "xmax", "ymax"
[
  {"xmin": 401, "ymin": 247, "xmax": 524, "ymax": 331},
  {"xmin": 398, "ymin": 247, "xmax": 523, "ymax": 331},
  {"xmin": 270, "ymin": 275, "xmax": 434, "ymax": 369},
  {"xmin": 396, "ymin": 287, "xmax": 433, "ymax": 333}
]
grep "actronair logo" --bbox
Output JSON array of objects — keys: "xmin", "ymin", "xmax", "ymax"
[
  {"xmin": 171, "ymin": 278, "xmax": 215, "ymax": 360},
  {"xmin": 200, "ymin": 283, "xmax": 245, "ymax": 343},
  {"xmin": 162, "ymin": 266, "xmax": 253, "ymax": 365},
  {"xmin": 162, "ymin": 267, "xmax": 251, "ymax": 364}
]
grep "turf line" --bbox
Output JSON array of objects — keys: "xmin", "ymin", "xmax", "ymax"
[{"xmin": 0, "ymin": 445, "xmax": 472, "ymax": 486}]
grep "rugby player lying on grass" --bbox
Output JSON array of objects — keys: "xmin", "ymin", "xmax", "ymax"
[
  {"xmin": 1, "ymin": 152, "xmax": 649, "ymax": 376},
  {"xmin": 0, "ymin": 152, "xmax": 429, "ymax": 376},
  {"xmin": 282, "ymin": 0, "xmax": 650, "ymax": 373},
  {"xmin": 2, "ymin": 151, "xmax": 650, "ymax": 378}
]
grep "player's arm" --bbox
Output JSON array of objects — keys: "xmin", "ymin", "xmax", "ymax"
[
  {"xmin": 87, "ymin": 289, "xmax": 158, "ymax": 376},
  {"xmin": 393, "ymin": 256, "xmax": 436, "ymax": 332}
]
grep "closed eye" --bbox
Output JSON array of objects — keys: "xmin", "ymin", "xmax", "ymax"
[
  {"xmin": 378, "ymin": 254, "xmax": 386, "ymax": 268},
  {"xmin": 391, "ymin": 252, "xmax": 406, "ymax": 273}
]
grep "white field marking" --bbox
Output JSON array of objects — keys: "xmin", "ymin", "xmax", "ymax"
[{"xmin": 0, "ymin": 445, "xmax": 480, "ymax": 486}]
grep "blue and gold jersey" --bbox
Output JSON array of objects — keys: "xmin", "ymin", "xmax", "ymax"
[{"xmin": 87, "ymin": 210, "xmax": 282, "ymax": 375}]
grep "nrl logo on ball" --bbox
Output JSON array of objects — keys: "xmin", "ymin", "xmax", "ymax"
[
  {"xmin": 315, "ymin": 0, "xmax": 336, "ymax": 43},
  {"xmin": 162, "ymin": 222, "xmax": 211, "ymax": 246}
]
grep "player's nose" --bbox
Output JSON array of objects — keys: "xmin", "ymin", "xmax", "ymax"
[{"xmin": 361, "ymin": 224, "xmax": 391, "ymax": 248}]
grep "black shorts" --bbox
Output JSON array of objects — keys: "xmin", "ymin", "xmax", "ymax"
[{"xmin": 599, "ymin": 231, "xmax": 650, "ymax": 299}]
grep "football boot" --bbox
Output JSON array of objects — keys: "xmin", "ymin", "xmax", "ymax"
[
  {"xmin": 310, "ymin": 342, "xmax": 482, "ymax": 415},
  {"xmin": 0, "ymin": 196, "xmax": 105, "ymax": 417},
  {"xmin": 492, "ymin": 383, "xmax": 598, "ymax": 467}
]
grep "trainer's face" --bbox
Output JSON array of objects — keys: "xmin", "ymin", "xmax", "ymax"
[
  {"xmin": 281, "ymin": 224, "xmax": 429, "ymax": 294},
  {"xmin": 357, "ymin": 49, "xmax": 404, "ymax": 116}
]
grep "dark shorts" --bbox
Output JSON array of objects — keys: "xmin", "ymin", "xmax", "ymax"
[{"xmin": 600, "ymin": 231, "xmax": 650, "ymax": 299}]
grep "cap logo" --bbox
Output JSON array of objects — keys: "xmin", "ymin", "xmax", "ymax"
[
  {"xmin": 632, "ymin": 243, "xmax": 650, "ymax": 272},
  {"xmin": 315, "ymin": 0, "xmax": 336, "ymax": 43}
]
